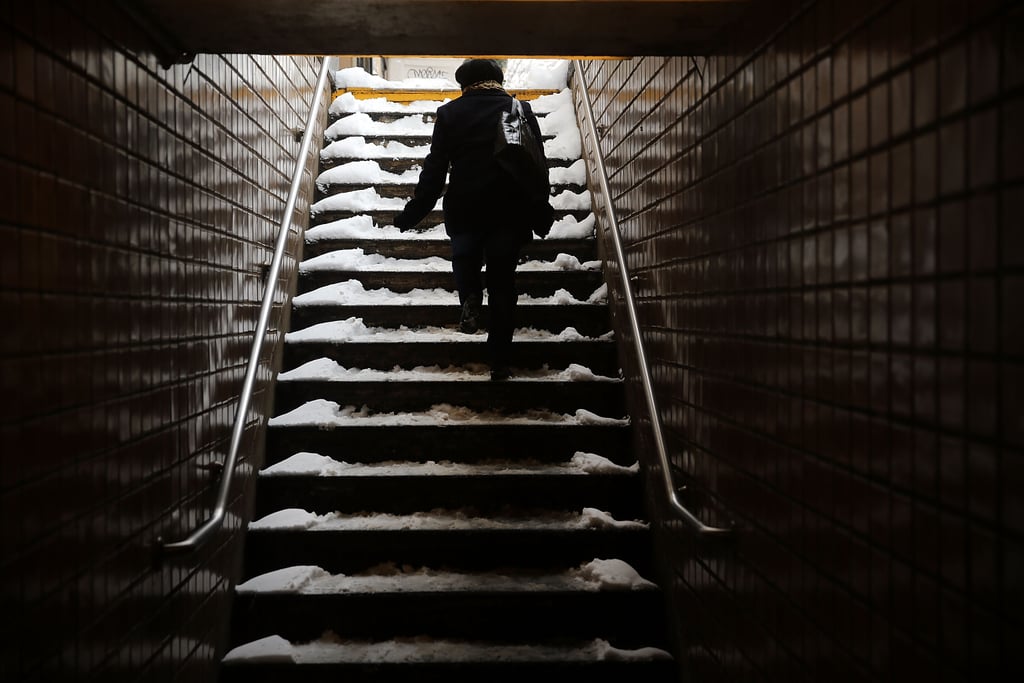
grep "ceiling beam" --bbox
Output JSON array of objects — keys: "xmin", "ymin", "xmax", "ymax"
[{"xmin": 121, "ymin": 0, "xmax": 748, "ymax": 57}]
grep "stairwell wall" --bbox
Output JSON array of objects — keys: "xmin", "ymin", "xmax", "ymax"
[
  {"xmin": 577, "ymin": 0, "xmax": 1021, "ymax": 680},
  {"xmin": 1, "ymin": 2, "xmax": 326, "ymax": 681}
]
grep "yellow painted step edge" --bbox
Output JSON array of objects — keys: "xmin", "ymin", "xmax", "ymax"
[{"xmin": 332, "ymin": 87, "xmax": 561, "ymax": 103}]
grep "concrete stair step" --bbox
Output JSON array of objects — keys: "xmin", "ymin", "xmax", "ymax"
[
  {"xmin": 289, "ymin": 303, "xmax": 608, "ymax": 336},
  {"xmin": 242, "ymin": 514, "xmax": 653, "ymax": 576},
  {"xmin": 253, "ymin": 469, "xmax": 641, "ymax": 518},
  {"xmin": 301, "ymin": 237, "xmax": 596, "ymax": 261},
  {"xmin": 229, "ymin": 566, "xmax": 663, "ymax": 646},
  {"xmin": 265, "ymin": 421, "xmax": 631, "ymax": 468},
  {"xmin": 297, "ymin": 269, "xmax": 602, "ymax": 299},
  {"xmin": 282, "ymin": 338, "xmax": 619, "ymax": 374},
  {"xmin": 273, "ymin": 374, "xmax": 623, "ymax": 414}
]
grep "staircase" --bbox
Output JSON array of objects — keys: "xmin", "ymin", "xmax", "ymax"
[{"xmin": 220, "ymin": 82, "xmax": 675, "ymax": 682}]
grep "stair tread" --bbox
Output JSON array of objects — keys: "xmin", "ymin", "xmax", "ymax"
[
  {"xmin": 248, "ymin": 507, "xmax": 646, "ymax": 532},
  {"xmin": 235, "ymin": 559, "xmax": 657, "ymax": 595},
  {"xmin": 223, "ymin": 635, "xmax": 671, "ymax": 666},
  {"xmin": 260, "ymin": 452, "xmax": 636, "ymax": 477}
]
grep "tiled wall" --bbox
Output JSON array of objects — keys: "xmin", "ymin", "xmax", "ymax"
[
  {"xmin": 578, "ymin": 0, "xmax": 1021, "ymax": 679},
  {"xmin": 0, "ymin": 2, "xmax": 326, "ymax": 681}
]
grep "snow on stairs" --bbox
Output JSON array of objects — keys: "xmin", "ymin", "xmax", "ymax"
[{"xmin": 220, "ymin": 86, "xmax": 674, "ymax": 682}]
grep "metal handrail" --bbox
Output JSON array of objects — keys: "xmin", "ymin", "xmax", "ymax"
[
  {"xmin": 158, "ymin": 56, "xmax": 335, "ymax": 557},
  {"xmin": 571, "ymin": 61, "xmax": 732, "ymax": 539}
]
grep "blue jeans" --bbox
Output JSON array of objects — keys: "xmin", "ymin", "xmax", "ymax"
[{"xmin": 450, "ymin": 230, "xmax": 523, "ymax": 366}]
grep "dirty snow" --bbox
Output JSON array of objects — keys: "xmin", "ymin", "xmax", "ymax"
[
  {"xmin": 260, "ymin": 451, "xmax": 636, "ymax": 478},
  {"xmin": 267, "ymin": 400, "xmax": 628, "ymax": 428},
  {"xmin": 276, "ymin": 359, "xmax": 618, "ymax": 383},
  {"xmin": 248, "ymin": 507, "xmax": 646, "ymax": 532},
  {"xmin": 236, "ymin": 558, "xmax": 652, "ymax": 595},
  {"xmin": 223, "ymin": 634, "xmax": 669, "ymax": 665}
]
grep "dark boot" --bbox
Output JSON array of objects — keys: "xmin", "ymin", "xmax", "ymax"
[{"xmin": 460, "ymin": 294, "xmax": 482, "ymax": 334}]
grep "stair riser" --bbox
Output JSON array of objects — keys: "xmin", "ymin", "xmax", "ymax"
[
  {"xmin": 302, "ymin": 238, "xmax": 597, "ymax": 262},
  {"xmin": 273, "ymin": 380, "xmax": 624, "ymax": 415},
  {"xmin": 230, "ymin": 592, "xmax": 666, "ymax": 647},
  {"xmin": 310, "ymin": 209, "xmax": 592, "ymax": 229},
  {"xmin": 253, "ymin": 474, "xmax": 642, "ymax": 518},
  {"xmin": 265, "ymin": 424, "xmax": 632, "ymax": 467},
  {"xmin": 243, "ymin": 528, "xmax": 653, "ymax": 576},
  {"xmin": 221, "ymin": 661, "xmax": 676, "ymax": 683},
  {"xmin": 289, "ymin": 305, "xmax": 609, "ymax": 337},
  {"xmin": 282, "ymin": 340, "xmax": 620, "ymax": 374},
  {"xmin": 298, "ymin": 271, "xmax": 603, "ymax": 299}
]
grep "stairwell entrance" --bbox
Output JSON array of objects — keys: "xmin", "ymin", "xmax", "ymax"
[{"xmin": 219, "ymin": 70, "xmax": 676, "ymax": 681}]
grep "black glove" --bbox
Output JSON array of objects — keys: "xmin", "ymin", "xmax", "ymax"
[{"xmin": 393, "ymin": 211, "xmax": 415, "ymax": 231}]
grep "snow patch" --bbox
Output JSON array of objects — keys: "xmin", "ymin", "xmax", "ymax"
[
  {"xmin": 334, "ymin": 66, "xmax": 457, "ymax": 90},
  {"xmin": 546, "ymin": 212, "xmax": 596, "ymax": 240},
  {"xmin": 222, "ymin": 635, "xmax": 296, "ymax": 663},
  {"xmin": 330, "ymin": 92, "xmax": 444, "ymax": 116},
  {"xmin": 300, "ymin": 248, "xmax": 452, "ymax": 273},
  {"xmin": 305, "ymin": 216, "xmax": 448, "ymax": 241},
  {"xmin": 310, "ymin": 188, "xmax": 413, "ymax": 214},
  {"xmin": 326, "ymin": 112, "xmax": 435, "ymax": 140},
  {"xmin": 236, "ymin": 566, "xmax": 330, "ymax": 593},
  {"xmin": 577, "ymin": 559, "xmax": 657, "ymax": 590},
  {"xmin": 550, "ymin": 189, "xmax": 592, "ymax": 211},
  {"xmin": 262, "ymin": 451, "xmax": 635, "ymax": 478},
  {"xmin": 322, "ymin": 136, "xmax": 430, "ymax": 161},
  {"xmin": 549, "ymin": 159, "xmax": 587, "ymax": 185},
  {"xmin": 316, "ymin": 160, "xmax": 421, "ymax": 188}
]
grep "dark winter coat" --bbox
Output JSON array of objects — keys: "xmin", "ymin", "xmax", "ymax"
[{"xmin": 393, "ymin": 89, "xmax": 550, "ymax": 238}]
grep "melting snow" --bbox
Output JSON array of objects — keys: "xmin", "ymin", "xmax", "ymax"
[
  {"xmin": 260, "ymin": 451, "xmax": 636, "ymax": 477},
  {"xmin": 267, "ymin": 400, "xmax": 628, "ymax": 427},
  {"xmin": 248, "ymin": 507, "xmax": 647, "ymax": 532},
  {"xmin": 223, "ymin": 634, "xmax": 670, "ymax": 664},
  {"xmin": 519, "ymin": 253, "xmax": 601, "ymax": 271}
]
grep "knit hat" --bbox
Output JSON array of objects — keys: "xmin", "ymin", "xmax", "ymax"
[{"xmin": 455, "ymin": 59, "xmax": 504, "ymax": 89}]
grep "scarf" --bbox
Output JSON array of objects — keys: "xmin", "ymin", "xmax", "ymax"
[{"xmin": 464, "ymin": 80, "xmax": 506, "ymax": 92}]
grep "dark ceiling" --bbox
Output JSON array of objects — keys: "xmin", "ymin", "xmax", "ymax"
[{"xmin": 118, "ymin": 0, "xmax": 749, "ymax": 58}]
